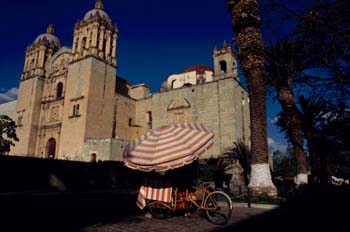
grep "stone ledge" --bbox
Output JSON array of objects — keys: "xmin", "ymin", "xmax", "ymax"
[{"xmin": 232, "ymin": 202, "xmax": 279, "ymax": 209}]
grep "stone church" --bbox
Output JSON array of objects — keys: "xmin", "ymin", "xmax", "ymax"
[{"xmin": 4, "ymin": 0, "xmax": 250, "ymax": 162}]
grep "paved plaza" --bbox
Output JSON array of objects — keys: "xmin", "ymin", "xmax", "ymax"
[
  {"xmin": 82, "ymin": 207, "xmax": 270, "ymax": 232},
  {"xmin": 1, "ymin": 186, "xmax": 348, "ymax": 232}
]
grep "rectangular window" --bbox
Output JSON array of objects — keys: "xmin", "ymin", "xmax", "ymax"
[
  {"xmin": 147, "ymin": 111, "xmax": 152, "ymax": 129},
  {"xmin": 18, "ymin": 116, "xmax": 23, "ymax": 127},
  {"xmin": 75, "ymin": 104, "xmax": 80, "ymax": 116},
  {"xmin": 69, "ymin": 104, "xmax": 81, "ymax": 118}
]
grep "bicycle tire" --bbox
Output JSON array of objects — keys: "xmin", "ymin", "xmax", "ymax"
[{"xmin": 204, "ymin": 191, "xmax": 233, "ymax": 225}]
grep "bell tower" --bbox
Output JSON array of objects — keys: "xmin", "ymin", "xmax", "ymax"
[
  {"xmin": 60, "ymin": 0, "xmax": 119, "ymax": 159},
  {"xmin": 11, "ymin": 24, "xmax": 61, "ymax": 157},
  {"xmin": 71, "ymin": 0, "xmax": 118, "ymax": 66},
  {"xmin": 22, "ymin": 24, "xmax": 61, "ymax": 80},
  {"xmin": 213, "ymin": 41, "xmax": 238, "ymax": 80}
]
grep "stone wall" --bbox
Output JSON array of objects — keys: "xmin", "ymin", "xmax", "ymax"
[
  {"xmin": 84, "ymin": 58, "xmax": 116, "ymax": 140},
  {"xmin": 60, "ymin": 57, "xmax": 116, "ymax": 160},
  {"xmin": 82, "ymin": 138, "xmax": 129, "ymax": 162},
  {"xmin": 115, "ymin": 94, "xmax": 144, "ymax": 141},
  {"xmin": 11, "ymin": 77, "xmax": 45, "ymax": 157},
  {"xmin": 135, "ymin": 77, "xmax": 250, "ymax": 159},
  {"xmin": 115, "ymin": 77, "xmax": 132, "ymax": 97},
  {"xmin": 129, "ymin": 84, "xmax": 150, "ymax": 100}
]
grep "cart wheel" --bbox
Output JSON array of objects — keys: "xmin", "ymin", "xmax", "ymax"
[
  {"xmin": 148, "ymin": 203, "xmax": 170, "ymax": 219},
  {"xmin": 204, "ymin": 191, "xmax": 233, "ymax": 225}
]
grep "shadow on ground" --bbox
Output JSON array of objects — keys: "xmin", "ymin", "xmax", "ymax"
[
  {"xmin": 217, "ymin": 185, "xmax": 350, "ymax": 231},
  {"xmin": 1, "ymin": 185, "xmax": 349, "ymax": 232},
  {"xmin": 0, "ymin": 190, "xmax": 142, "ymax": 232}
]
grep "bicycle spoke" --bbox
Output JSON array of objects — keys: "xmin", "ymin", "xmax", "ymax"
[{"xmin": 204, "ymin": 191, "xmax": 233, "ymax": 225}]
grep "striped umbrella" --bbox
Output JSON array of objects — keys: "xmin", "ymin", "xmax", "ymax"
[{"xmin": 123, "ymin": 123, "xmax": 214, "ymax": 172}]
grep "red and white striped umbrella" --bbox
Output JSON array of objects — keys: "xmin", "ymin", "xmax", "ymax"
[{"xmin": 123, "ymin": 123, "xmax": 214, "ymax": 172}]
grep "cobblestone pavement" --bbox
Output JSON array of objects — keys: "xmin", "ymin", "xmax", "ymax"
[{"xmin": 82, "ymin": 207, "xmax": 270, "ymax": 232}]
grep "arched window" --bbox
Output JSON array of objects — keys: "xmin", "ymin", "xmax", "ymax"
[
  {"xmin": 171, "ymin": 79, "xmax": 176, "ymax": 89},
  {"xmin": 47, "ymin": 138, "xmax": 56, "ymax": 159},
  {"xmin": 31, "ymin": 59, "xmax": 35, "ymax": 69},
  {"xmin": 80, "ymin": 37, "xmax": 87, "ymax": 56},
  {"xmin": 102, "ymin": 38, "xmax": 107, "ymax": 59},
  {"xmin": 220, "ymin": 61, "xmax": 227, "ymax": 73},
  {"xmin": 56, "ymin": 82, "xmax": 63, "ymax": 99}
]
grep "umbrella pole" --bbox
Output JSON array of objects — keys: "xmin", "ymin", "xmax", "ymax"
[{"xmin": 195, "ymin": 160, "xmax": 200, "ymax": 187}]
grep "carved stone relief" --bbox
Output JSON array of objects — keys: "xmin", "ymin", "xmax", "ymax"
[
  {"xmin": 51, "ymin": 53, "xmax": 70, "ymax": 76},
  {"xmin": 49, "ymin": 106, "xmax": 60, "ymax": 122},
  {"xmin": 167, "ymin": 98, "xmax": 191, "ymax": 124}
]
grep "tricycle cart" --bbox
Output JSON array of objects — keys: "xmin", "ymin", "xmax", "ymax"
[
  {"xmin": 146, "ymin": 183, "xmax": 233, "ymax": 225},
  {"xmin": 123, "ymin": 123, "xmax": 233, "ymax": 225}
]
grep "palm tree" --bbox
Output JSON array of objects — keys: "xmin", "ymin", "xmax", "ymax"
[
  {"xmin": 265, "ymin": 39, "xmax": 308, "ymax": 185},
  {"xmin": 219, "ymin": 140, "xmax": 251, "ymax": 203},
  {"xmin": 219, "ymin": 140, "xmax": 251, "ymax": 186},
  {"xmin": 297, "ymin": 95, "xmax": 331, "ymax": 184},
  {"xmin": 276, "ymin": 95, "xmax": 336, "ymax": 185},
  {"xmin": 227, "ymin": 0, "xmax": 276, "ymax": 196},
  {"xmin": 230, "ymin": 140, "xmax": 251, "ymax": 189}
]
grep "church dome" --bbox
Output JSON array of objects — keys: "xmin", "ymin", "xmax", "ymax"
[
  {"xmin": 83, "ymin": 1, "xmax": 110, "ymax": 22},
  {"xmin": 34, "ymin": 24, "xmax": 61, "ymax": 47},
  {"xmin": 84, "ymin": 9, "xmax": 111, "ymax": 21},
  {"xmin": 183, "ymin": 64, "xmax": 213, "ymax": 75}
]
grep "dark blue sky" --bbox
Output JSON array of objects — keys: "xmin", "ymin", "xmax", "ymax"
[
  {"xmin": 0, "ymin": 0, "xmax": 236, "ymax": 91},
  {"xmin": 0, "ymin": 0, "xmax": 309, "ymax": 152}
]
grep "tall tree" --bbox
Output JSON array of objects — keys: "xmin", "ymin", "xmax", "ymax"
[
  {"xmin": 263, "ymin": 0, "xmax": 350, "ymax": 101},
  {"xmin": 312, "ymin": 103, "xmax": 350, "ymax": 184},
  {"xmin": 0, "ymin": 115, "xmax": 19, "ymax": 154},
  {"xmin": 220, "ymin": 140, "xmax": 251, "ymax": 189},
  {"xmin": 231, "ymin": 140, "xmax": 251, "ymax": 188},
  {"xmin": 273, "ymin": 149, "xmax": 297, "ymax": 178},
  {"xmin": 227, "ymin": 0, "xmax": 276, "ymax": 196},
  {"xmin": 297, "ymin": 0, "xmax": 350, "ymax": 85},
  {"xmin": 297, "ymin": 95, "xmax": 330, "ymax": 183},
  {"xmin": 265, "ymin": 39, "xmax": 308, "ymax": 185},
  {"xmin": 278, "ymin": 95, "xmax": 349, "ymax": 184}
]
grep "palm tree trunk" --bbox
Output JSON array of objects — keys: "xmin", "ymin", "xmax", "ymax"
[
  {"xmin": 306, "ymin": 131, "xmax": 318, "ymax": 184},
  {"xmin": 277, "ymin": 84, "xmax": 308, "ymax": 185},
  {"xmin": 227, "ymin": 0, "xmax": 276, "ymax": 196}
]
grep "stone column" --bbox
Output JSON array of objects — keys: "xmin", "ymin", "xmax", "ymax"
[
  {"xmin": 86, "ymin": 29, "xmax": 92, "ymax": 53},
  {"xmin": 112, "ymin": 32, "xmax": 118, "ymax": 66},
  {"xmin": 72, "ymin": 33, "xmax": 78, "ymax": 54},
  {"xmin": 77, "ymin": 29, "xmax": 83, "ymax": 59},
  {"xmin": 98, "ymin": 26, "xmax": 105, "ymax": 58},
  {"xmin": 105, "ymin": 30, "xmax": 111, "ymax": 62},
  {"xmin": 23, "ymin": 55, "xmax": 29, "ymax": 72},
  {"xmin": 38, "ymin": 46, "xmax": 46, "ymax": 68},
  {"xmin": 91, "ymin": 23, "xmax": 99, "ymax": 56}
]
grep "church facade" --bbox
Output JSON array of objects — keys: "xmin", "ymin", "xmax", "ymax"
[{"xmin": 6, "ymin": 0, "xmax": 250, "ymax": 162}]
